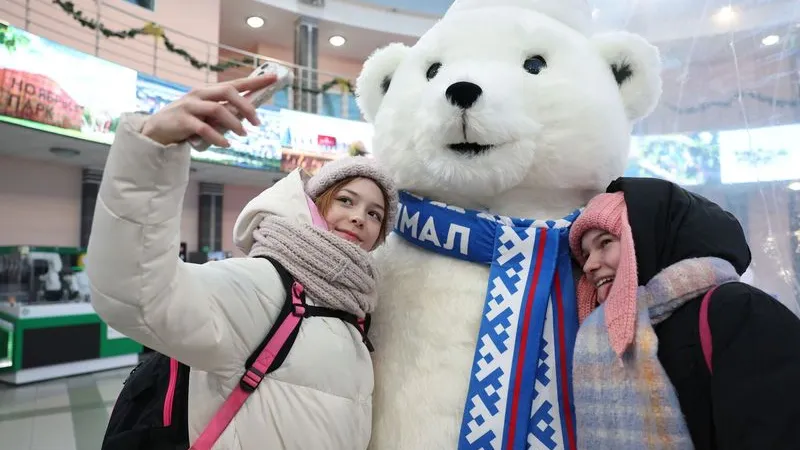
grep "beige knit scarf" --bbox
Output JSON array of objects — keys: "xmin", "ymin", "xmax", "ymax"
[{"xmin": 248, "ymin": 215, "xmax": 378, "ymax": 318}]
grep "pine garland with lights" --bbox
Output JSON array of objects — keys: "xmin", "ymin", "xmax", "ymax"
[
  {"xmin": 51, "ymin": 0, "xmax": 359, "ymax": 93},
  {"xmin": 52, "ymin": 0, "xmax": 252, "ymax": 72},
  {"xmin": 318, "ymin": 77, "xmax": 355, "ymax": 95},
  {"xmin": 348, "ymin": 141, "xmax": 367, "ymax": 156}
]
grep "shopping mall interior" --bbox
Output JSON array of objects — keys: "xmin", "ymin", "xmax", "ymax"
[{"xmin": 0, "ymin": 0, "xmax": 799, "ymax": 448}]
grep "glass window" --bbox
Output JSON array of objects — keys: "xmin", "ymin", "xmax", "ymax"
[{"xmin": 605, "ymin": 3, "xmax": 800, "ymax": 315}]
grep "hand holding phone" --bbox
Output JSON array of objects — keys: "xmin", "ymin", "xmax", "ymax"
[
  {"xmin": 188, "ymin": 62, "xmax": 294, "ymax": 151},
  {"xmin": 140, "ymin": 63, "xmax": 293, "ymax": 149}
]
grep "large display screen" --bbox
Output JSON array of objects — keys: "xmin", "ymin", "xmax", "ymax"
[
  {"xmin": 278, "ymin": 109, "xmax": 374, "ymax": 174},
  {"xmin": 718, "ymin": 124, "xmax": 800, "ymax": 184},
  {"xmin": 0, "ymin": 24, "xmax": 138, "ymax": 145},
  {"xmin": 626, "ymin": 132, "xmax": 721, "ymax": 186}
]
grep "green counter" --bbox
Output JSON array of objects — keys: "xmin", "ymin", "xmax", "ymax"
[{"xmin": 0, "ymin": 301, "xmax": 141, "ymax": 385}]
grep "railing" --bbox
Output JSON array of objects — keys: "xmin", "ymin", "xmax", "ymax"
[
  {"xmin": 345, "ymin": 0, "xmax": 449, "ymax": 17},
  {"xmin": 0, "ymin": 0, "xmax": 362, "ymax": 120}
]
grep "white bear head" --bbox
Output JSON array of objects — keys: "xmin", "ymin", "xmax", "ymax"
[{"xmin": 356, "ymin": 0, "xmax": 662, "ymax": 214}]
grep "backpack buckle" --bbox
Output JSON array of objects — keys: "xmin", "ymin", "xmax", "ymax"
[
  {"xmin": 291, "ymin": 281, "xmax": 306, "ymax": 317},
  {"xmin": 239, "ymin": 366, "xmax": 265, "ymax": 393},
  {"xmin": 357, "ymin": 317, "xmax": 375, "ymax": 352}
]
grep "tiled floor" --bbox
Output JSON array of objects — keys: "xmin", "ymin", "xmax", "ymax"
[{"xmin": 0, "ymin": 366, "xmax": 132, "ymax": 450}]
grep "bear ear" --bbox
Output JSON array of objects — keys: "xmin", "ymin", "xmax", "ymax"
[
  {"xmin": 356, "ymin": 43, "xmax": 411, "ymax": 123},
  {"xmin": 592, "ymin": 31, "xmax": 663, "ymax": 122}
]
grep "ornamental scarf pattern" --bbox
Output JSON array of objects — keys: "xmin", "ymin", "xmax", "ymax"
[{"xmin": 393, "ymin": 191, "xmax": 580, "ymax": 450}]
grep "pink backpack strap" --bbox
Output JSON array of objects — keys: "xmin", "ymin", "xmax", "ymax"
[
  {"xmin": 163, "ymin": 358, "xmax": 180, "ymax": 426},
  {"xmin": 699, "ymin": 286, "xmax": 717, "ymax": 374},
  {"xmin": 189, "ymin": 282, "xmax": 307, "ymax": 450}
]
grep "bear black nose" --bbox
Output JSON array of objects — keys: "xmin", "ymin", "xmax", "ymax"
[{"xmin": 446, "ymin": 82, "xmax": 483, "ymax": 109}]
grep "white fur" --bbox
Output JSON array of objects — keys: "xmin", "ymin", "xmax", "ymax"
[
  {"xmin": 593, "ymin": 31, "xmax": 663, "ymax": 121},
  {"xmin": 356, "ymin": 43, "xmax": 411, "ymax": 123},
  {"xmin": 358, "ymin": 3, "xmax": 662, "ymax": 448}
]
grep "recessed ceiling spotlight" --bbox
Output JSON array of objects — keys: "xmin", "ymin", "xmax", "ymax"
[
  {"xmin": 246, "ymin": 16, "xmax": 265, "ymax": 29},
  {"xmin": 788, "ymin": 181, "xmax": 800, "ymax": 191},
  {"xmin": 762, "ymin": 35, "xmax": 780, "ymax": 46},
  {"xmin": 329, "ymin": 35, "xmax": 346, "ymax": 47},
  {"xmin": 713, "ymin": 6, "xmax": 737, "ymax": 24}
]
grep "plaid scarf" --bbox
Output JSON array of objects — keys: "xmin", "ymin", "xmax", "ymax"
[{"xmin": 572, "ymin": 257, "xmax": 739, "ymax": 448}]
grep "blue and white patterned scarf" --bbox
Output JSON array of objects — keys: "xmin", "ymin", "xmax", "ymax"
[{"xmin": 393, "ymin": 191, "xmax": 581, "ymax": 450}]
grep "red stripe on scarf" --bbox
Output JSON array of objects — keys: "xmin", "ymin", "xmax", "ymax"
[
  {"xmin": 506, "ymin": 228, "xmax": 548, "ymax": 449},
  {"xmin": 554, "ymin": 272, "xmax": 577, "ymax": 450}
]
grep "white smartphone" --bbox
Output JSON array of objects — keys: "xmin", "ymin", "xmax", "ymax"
[{"xmin": 188, "ymin": 61, "xmax": 294, "ymax": 151}]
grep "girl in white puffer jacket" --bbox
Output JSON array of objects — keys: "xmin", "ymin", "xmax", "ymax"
[{"xmin": 87, "ymin": 74, "xmax": 397, "ymax": 450}]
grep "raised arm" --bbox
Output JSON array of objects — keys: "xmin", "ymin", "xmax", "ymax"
[{"xmin": 87, "ymin": 76, "xmax": 281, "ymax": 372}]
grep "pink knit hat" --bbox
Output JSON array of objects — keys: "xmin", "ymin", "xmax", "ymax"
[{"xmin": 569, "ymin": 192, "xmax": 638, "ymax": 357}]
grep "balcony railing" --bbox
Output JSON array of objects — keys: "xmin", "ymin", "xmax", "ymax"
[{"xmin": 0, "ymin": 0, "xmax": 362, "ymax": 120}]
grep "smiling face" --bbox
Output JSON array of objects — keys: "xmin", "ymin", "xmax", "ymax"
[
  {"xmin": 579, "ymin": 228, "xmax": 621, "ymax": 303},
  {"xmin": 316, "ymin": 177, "xmax": 387, "ymax": 251}
]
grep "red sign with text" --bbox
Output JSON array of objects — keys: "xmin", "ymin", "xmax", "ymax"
[
  {"xmin": 317, "ymin": 135, "xmax": 337, "ymax": 147},
  {"xmin": 0, "ymin": 68, "xmax": 83, "ymax": 130}
]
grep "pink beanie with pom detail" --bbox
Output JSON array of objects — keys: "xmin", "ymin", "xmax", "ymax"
[{"xmin": 569, "ymin": 192, "xmax": 639, "ymax": 357}]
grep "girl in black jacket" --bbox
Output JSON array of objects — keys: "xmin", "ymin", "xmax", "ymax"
[{"xmin": 568, "ymin": 177, "xmax": 800, "ymax": 449}]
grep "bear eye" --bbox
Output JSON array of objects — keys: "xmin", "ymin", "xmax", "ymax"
[
  {"xmin": 523, "ymin": 56, "xmax": 547, "ymax": 75},
  {"xmin": 426, "ymin": 62, "xmax": 442, "ymax": 80}
]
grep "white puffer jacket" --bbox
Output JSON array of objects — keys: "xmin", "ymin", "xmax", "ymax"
[{"xmin": 87, "ymin": 114, "xmax": 373, "ymax": 450}]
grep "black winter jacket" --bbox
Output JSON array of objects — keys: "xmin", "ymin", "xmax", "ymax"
[{"xmin": 607, "ymin": 177, "xmax": 800, "ymax": 450}]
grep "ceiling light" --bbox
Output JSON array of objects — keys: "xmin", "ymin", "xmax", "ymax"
[
  {"xmin": 591, "ymin": 8, "xmax": 600, "ymax": 20},
  {"xmin": 246, "ymin": 16, "xmax": 264, "ymax": 28},
  {"xmin": 762, "ymin": 35, "xmax": 780, "ymax": 46},
  {"xmin": 789, "ymin": 181, "xmax": 800, "ymax": 191},
  {"xmin": 713, "ymin": 6, "xmax": 737, "ymax": 24},
  {"xmin": 329, "ymin": 35, "xmax": 346, "ymax": 47}
]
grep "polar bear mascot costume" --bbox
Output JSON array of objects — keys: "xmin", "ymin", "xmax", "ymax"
[{"xmin": 355, "ymin": 0, "xmax": 663, "ymax": 448}]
